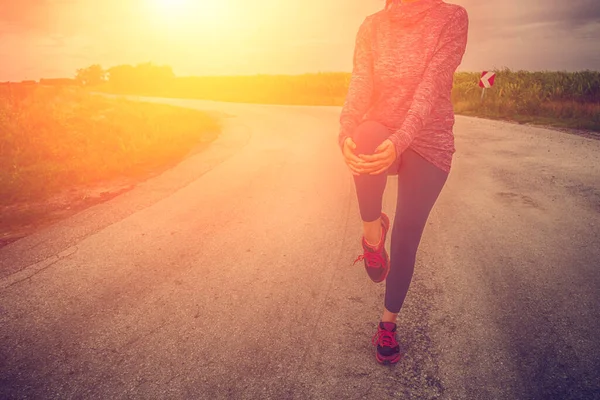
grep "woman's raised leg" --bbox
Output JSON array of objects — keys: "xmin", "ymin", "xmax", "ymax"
[
  {"xmin": 351, "ymin": 120, "xmax": 399, "ymax": 283},
  {"xmin": 352, "ymin": 120, "xmax": 397, "ymax": 235}
]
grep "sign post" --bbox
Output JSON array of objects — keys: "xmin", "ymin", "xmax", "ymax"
[{"xmin": 479, "ymin": 71, "xmax": 496, "ymax": 102}]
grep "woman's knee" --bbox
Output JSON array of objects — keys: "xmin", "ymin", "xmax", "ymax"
[{"xmin": 353, "ymin": 120, "xmax": 392, "ymax": 154}]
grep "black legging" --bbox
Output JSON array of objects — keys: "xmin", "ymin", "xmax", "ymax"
[{"xmin": 352, "ymin": 120, "xmax": 448, "ymax": 313}]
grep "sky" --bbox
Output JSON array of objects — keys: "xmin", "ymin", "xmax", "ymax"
[{"xmin": 0, "ymin": 0, "xmax": 599, "ymax": 81}]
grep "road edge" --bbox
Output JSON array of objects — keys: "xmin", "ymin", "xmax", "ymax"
[{"xmin": 0, "ymin": 116, "xmax": 251, "ymax": 282}]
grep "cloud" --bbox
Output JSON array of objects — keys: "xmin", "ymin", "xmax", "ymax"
[
  {"xmin": 0, "ymin": 0, "xmax": 54, "ymax": 34},
  {"xmin": 449, "ymin": 0, "xmax": 600, "ymax": 71},
  {"xmin": 0, "ymin": 0, "xmax": 137, "ymax": 37},
  {"xmin": 529, "ymin": 0, "xmax": 600, "ymax": 27},
  {"xmin": 458, "ymin": 0, "xmax": 600, "ymax": 35}
]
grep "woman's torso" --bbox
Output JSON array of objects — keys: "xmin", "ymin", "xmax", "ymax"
[{"xmin": 365, "ymin": 3, "xmax": 462, "ymax": 168}]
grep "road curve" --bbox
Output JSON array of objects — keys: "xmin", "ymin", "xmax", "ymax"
[{"xmin": 1, "ymin": 98, "xmax": 599, "ymax": 399}]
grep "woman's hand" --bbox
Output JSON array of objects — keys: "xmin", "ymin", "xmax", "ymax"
[
  {"xmin": 342, "ymin": 137, "xmax": 363, "ymax": 176},
  {"xmin": 358, "ymin": 139, "xmax": 397, "ymax": 175}
]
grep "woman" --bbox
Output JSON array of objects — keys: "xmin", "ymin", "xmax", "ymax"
[{"xmin": 339, "ymin": 0, "xmax": 469, "ymax": 365}]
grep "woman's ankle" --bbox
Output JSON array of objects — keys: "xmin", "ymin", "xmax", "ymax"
[
  {"xmin": 364, "ymin": 234, "xmax": 382, "ymax": 248},
  {"xmin": 363, "ymin": 218, "xmax": 383, "ymax": 246},
  {"xmin": 382, "ymin": 308, "xmax": 398, "ymax": 324}
]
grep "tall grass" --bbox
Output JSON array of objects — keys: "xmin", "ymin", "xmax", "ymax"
[
  {"xmin": 452, "ymin": 69, "xmax": 600, "ymax": 130},
  {"xmin": 0, "ymin": 85, "xmax": 221, "ymax": 205}
]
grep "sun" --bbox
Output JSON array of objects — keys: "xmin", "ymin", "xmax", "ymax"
[
  {"xmin": 147, "ymin": 0, "xmax": 235, "ymax": 34},
  {"xmin": 151, "ymin": 0, "xmax": 195, "ymax": 20},
  {"xmin": 153, "ymin": 0, "xmax": 189, "ymax": 14},
  {"xmin": 151, "ymin": 0, "xmax": 227, "ymax": 21},
  {"xmin": 146, "ymin": 0, "xmax": 241, "ymax": 41}
]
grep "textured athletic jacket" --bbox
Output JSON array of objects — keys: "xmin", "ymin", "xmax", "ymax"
[{"xmin": 338, "ymin": 0, "xmax": 469, "ymax": 173}]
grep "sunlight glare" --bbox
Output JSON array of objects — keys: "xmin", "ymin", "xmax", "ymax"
[
  {"xmin": 154, "ymin": 0, "xmax": 189, "ymax": 13},
  {"xmin": 151, "ymin": 0, "xmax": 228, "ymax": 24}
]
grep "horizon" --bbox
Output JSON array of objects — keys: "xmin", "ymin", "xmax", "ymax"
[
  {"xmin": 1, "ymin": 0, "xmax": 599, "ymax": 81},
  {"xmin": 4, "ymin": 67, "xmax": 600, "ymax": 85}
]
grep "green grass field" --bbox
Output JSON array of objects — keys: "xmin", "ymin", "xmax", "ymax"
[{"xmin": 0, "ymin": 85, "xmax": 221, "ymax": 206}]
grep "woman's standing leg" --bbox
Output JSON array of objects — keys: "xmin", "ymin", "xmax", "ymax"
[
  {"xmin": 384, "ymin": 148, "xmax": 448, "ymax": 318},
  {"xmin": 372, "ymin": 148, "xmax": 449, "ymax": 364}
]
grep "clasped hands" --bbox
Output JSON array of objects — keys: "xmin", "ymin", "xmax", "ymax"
[{"xmin": 342, "ymin": 137, "xmax": 397, "ymax": 176}]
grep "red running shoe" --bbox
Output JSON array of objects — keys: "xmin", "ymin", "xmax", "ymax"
[
  {"xmin": 353, "ymin": 212, "xmax": 390, "ymax": 283},
  {"xmin": 372, "ymin": 322, "xmax": 401, "ymax": 365}
]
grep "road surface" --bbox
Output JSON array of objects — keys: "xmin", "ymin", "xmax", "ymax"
[{"xmin": 1, "ymin": 98, "xmax": 599, "ymax": 399}]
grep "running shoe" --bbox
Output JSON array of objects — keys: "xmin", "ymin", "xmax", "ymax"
[
  {"xmin": 372, "ymin": 321, "xmax": 401, "ymax": 365},
  {"xmin": 353, "ymin": 212, "xmax": 390, "ymax": 283}
]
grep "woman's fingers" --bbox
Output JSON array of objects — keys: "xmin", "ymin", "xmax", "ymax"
[
  {"xmin": 375, "ymin": 140, "xmax": 394, "ymax": 154},
  {"xmin": 342, "ymin": 138, "xmax": 366, "ymax": 176},
  {"xmin": 352, "ymin": 158, "xmax": 390, "ymax": 175},
  {"xmin": 363, "ymin": 154, "xmax": 396, "ymax": 174},
  {"xmin": 359, "ymin": 152, "xmax": 387, "ymax": 162},
  {"xmin": 346, "ymin": 153, "xmax": 363, "ymax": 165},
  {"xmin": 346, "ymin": 156, "xmax": 364, "ymax": 170},
  {"xmin": 348, "ymin": 163, "xmax": 362, "ymax": 174},
  {"xmin": 345, "ymin": 158, "xmax": 366, "ymax": 175},
  {"xmin": 350, "ymin": 159, "xmax": 376, "ymax": 174},
  {"xmin": 343, "ymin": 144, "xmax": 363, "ymax": 163},
  {"xmin": 347, "ymin": 138, "xmax": 357, "ymax": 150},
  {"xmin": 343, "ymin": 139, "xmax": 395, "ymax": 175},
  {"xmin": 359, "ymin": 157, "xmax": 391, "ymax": 171},
  {"xmin": 346, "ymin": 158, "xmax": 365, "ymax": 174},
  {"xmin": 368, "ymin": 160, "xmax": 392, "ymax": 175},
  {"xmin": 359, "ymin": 142, "xmax": 394, "ymax": 162}
]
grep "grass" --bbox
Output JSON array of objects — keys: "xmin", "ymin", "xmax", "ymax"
[
  {"xmin": 94, "ymin": 68, "xmax": 600, "ymax": 132},
  {"xmin": 452, "ymin": 69, "xmax": 600, "ymax": 131},
  {"xmin": 0, "ymin": 85, "xmax": 221, "ymax": 207}
]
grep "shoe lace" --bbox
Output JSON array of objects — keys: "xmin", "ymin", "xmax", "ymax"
[
  {"xmin": 353, "ymin": 251, "xmax": 385, "ymax": 268},
  {"xmin": 372, "ymin": 329, "xmax": 398, "ymax": 348}
]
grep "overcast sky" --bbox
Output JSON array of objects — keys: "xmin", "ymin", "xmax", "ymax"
[{"xmin": 1, "ymin": 0, "xmax": 599, "ymax": 81}]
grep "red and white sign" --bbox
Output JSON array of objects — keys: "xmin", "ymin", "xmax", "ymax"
[{"xmin": 479, "ymin": 71, "xmax": 496, "ymax": 88}]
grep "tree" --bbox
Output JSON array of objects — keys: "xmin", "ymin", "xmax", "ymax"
[
  {"xmin": 75, "ymin": 64, "xmax": 106, "ymax": 86},
  {"xmin": 106, "ymin": 64, "xmax": 136, "ymax": 90}
]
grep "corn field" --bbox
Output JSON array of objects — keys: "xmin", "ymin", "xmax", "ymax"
[{"xmin": 451, "ymin": 69, "xmax": 600, "ymax": 130}]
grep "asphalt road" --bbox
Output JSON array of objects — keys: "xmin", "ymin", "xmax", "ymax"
[{"xmin": 1, "ymin": 98, "xmax": 599, "ymax": 400}]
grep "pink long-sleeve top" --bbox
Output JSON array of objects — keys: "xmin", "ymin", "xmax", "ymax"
[{"xmin": 338, "ymin": 0, "xmax": 469, "ymax": 173}]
